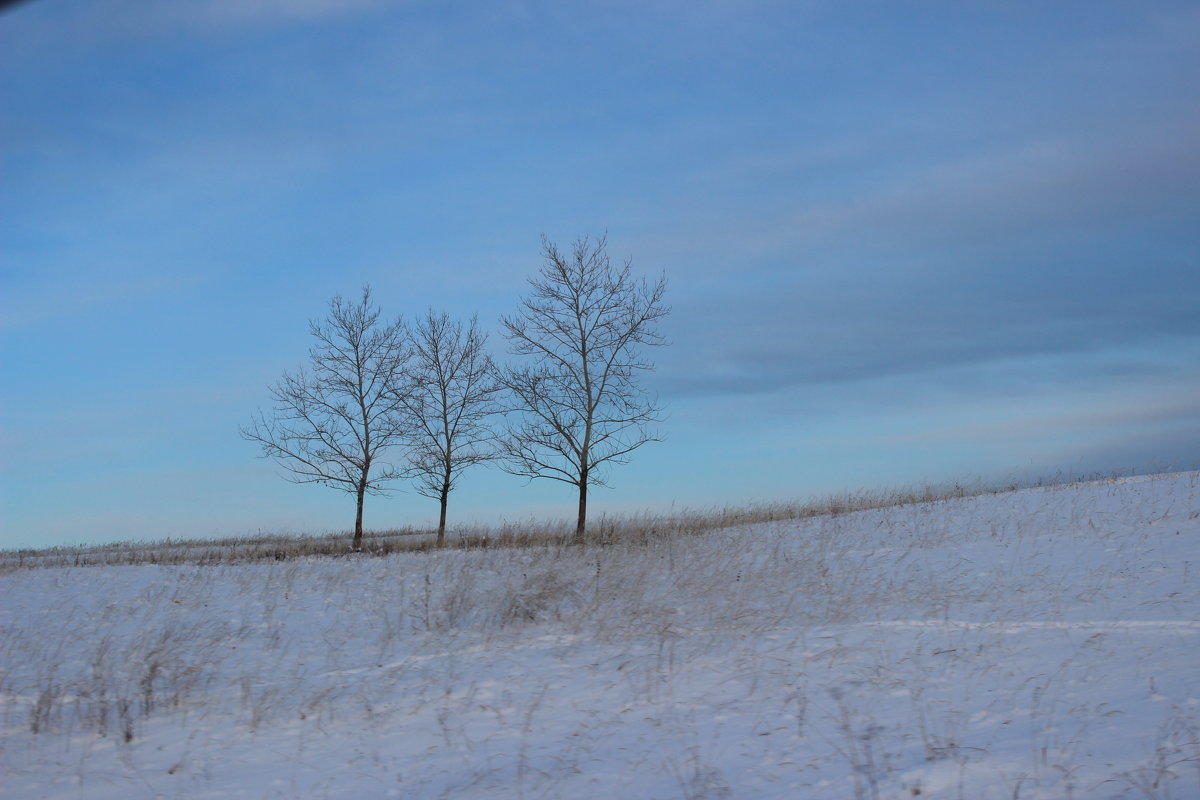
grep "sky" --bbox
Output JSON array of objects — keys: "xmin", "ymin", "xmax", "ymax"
[{"xmin": 2, "ymin": 1, "xmax": 1198, "ymax": 550}]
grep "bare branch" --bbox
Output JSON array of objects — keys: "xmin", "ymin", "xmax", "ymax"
[
  {"xmin": 499, "ymin": 235, "xmax": 669, "ymax": 537},
  {"xmin": 395, "ymin": 311, "xmax": 500, "ymax": 542},
  {"xmin": 241, "ymin": 287, "xmax": 410, "ymax": 548}
]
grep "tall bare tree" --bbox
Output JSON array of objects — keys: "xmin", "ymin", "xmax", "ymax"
[
  {"xmin": 241, "ymin": 287, "xmax": 409, "ymax": 551},
  {"xmin": 397, "ymin": 311, "xmax": 499, "ymax": 545},
  {"xmin": 500, "ymin": 234, "xmax": 668, "ymax": 539}
]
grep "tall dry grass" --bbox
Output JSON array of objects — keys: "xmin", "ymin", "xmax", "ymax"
[{"xmin": 0, "ymin": 469, "xmax": 1139, "ymax": 570}]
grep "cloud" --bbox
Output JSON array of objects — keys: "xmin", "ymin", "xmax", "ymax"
[
  {"xmin": 657, "ymin": 271, "xmax": 1199, "ymax": 399},
  {"xmin": 877, "ymin": 387, "xmax": 1200, "ymax": 447},
  {"xmin": 792, "ymin": 125, "xmax": 1200, "ymax": 249},
  {"xmin": 647, "ymin": 110, "xmax": 1200, "ymax": 401},
  {"xmin": 1073, "ymin": 426, "xmax": 1200, "ymax": 476}
]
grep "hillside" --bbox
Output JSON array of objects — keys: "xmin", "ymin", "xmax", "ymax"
[{"xmin": 2, "ymin": 473, "xmax": 1198, "ymax": 799}]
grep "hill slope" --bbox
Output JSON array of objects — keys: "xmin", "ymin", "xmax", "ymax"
[{"xmin": 2, "ymin": 473, "xmax": 1198, "ymax": 799}]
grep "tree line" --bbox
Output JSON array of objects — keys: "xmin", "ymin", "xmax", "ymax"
[{"xmin": 241, "ymin": 235, "xmax": 669, "ymax": 550}]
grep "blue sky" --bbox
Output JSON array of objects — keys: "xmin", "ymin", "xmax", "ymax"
[{"xmin": 2, "ymin": 1, "xmax": 1198, "ymax": 550}]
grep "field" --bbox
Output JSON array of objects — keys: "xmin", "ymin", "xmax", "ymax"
[{"xmin": 2, "ymin": 472, "xmax": 1198, "ymax": 799}]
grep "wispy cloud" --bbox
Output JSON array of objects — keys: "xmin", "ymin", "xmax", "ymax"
[
  {"xmin": 784, "ymin": 125, "xmax": 1200, "ymax": 249},
  {"xmin": 649, "ymin": 108, "xmax": 1200, "ymax": 400}
]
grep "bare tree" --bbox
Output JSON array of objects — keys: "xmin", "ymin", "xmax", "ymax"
[
  {"xmin": 241, "ymin": 287, "xmax": 409, "ymax": 551},
  {"xmin": 500, "ymin": 234, "xmax": 668, "ymax": 539},
  {"xmin": 397, "ymin": 311, "xmax": 499, "ymax": 545}
]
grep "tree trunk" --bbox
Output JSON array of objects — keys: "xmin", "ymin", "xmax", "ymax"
[
  {"xmin": 575, "ymin": 475, "xmax": 587, "ymax": 541},
  {"xmin": 353, "ymin": 483, "xmax": 365, "ymax": 551},
  {"xmin": 437, "ymin": 482, "xmax": 449, "ymax": 547}
]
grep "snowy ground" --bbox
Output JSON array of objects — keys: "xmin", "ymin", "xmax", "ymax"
[{"xmin": 2, "ymin": 473, "xmax": 1198, "ymax": 799}]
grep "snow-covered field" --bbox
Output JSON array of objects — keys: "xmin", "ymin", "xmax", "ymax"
[{"xmin": 2, "ymin": 473, "xmax": 1198, "ymax": 799}]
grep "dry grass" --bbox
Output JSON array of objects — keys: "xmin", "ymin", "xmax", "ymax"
[
  {"xmin": 1, "ymin": 470, "xmax": 1194, "ymax": 798},
  {"xmin": 0, "ymin": 470, "xmax": 1136, "ymax": 570}
]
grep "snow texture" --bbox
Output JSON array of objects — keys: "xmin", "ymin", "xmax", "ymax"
[{"xmin": 2, "ymin": 472, "xmax": 1198, "ymax": 798}]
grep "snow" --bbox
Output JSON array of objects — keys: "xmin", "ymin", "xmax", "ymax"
[{"xmin": 2, "ymin": 472, "xmax": 1198, "ymax": 799}]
